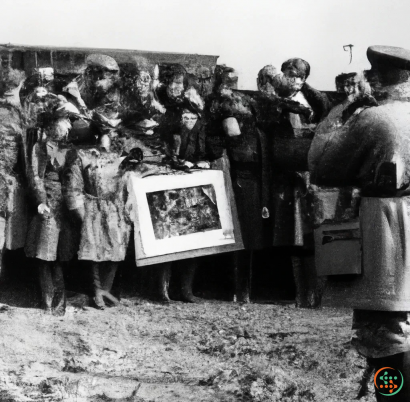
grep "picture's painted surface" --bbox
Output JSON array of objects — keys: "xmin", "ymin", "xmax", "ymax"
[{"xmin": 147, "ymin": 185, "xmax": 221, "ymax": 240}]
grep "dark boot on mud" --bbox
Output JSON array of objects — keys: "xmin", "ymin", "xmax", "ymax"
[
  {"xmin": 306, "ymin": 290, "xmax": 321, "ymax": 309},
  {"xmin": 52, "ymin": 263, "xmax": 66, "ymax": 316},
  {"xmin": 304, "ymin": 256, "xmax": 325, "ymax": 309},
  {"xmin": 234, "ymin": 250, "xmax": 251, "ymax": 304},
  {"xmin": 102, "ymin": 262, "xmax": 120, "ymax": 301},
  {"xmin": 38, "ymin": 261, "xmax": 54, "ymax": 314},
  {"xmin": 53, "ymin": 290, "xmax": 66, "ymax": 316},
  {"xmin": 92, "ymin": 263, "xmax": 119, "ymax": 309},
  {"xmin": 180, "ymin": 260, "xmax": 201, "ymax": 303},
  {"xmin": 291, "ymin": 255, "xmax": 309, "ymax": 308},
  {"xmin": 154, "ymin": 263, "xmax": 172, "ymax": 304}
]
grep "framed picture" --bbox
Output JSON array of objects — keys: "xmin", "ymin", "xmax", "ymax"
[{"xmin": 128, "ymin": 170, "xmax": 243, "ymax": 266}]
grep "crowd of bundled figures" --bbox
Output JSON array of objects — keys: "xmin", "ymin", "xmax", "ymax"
[{"xmin": 0, "ymin": 48, "xmax": 388, "ymax": 316}]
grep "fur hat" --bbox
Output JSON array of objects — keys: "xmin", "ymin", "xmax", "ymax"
[{"xmin": 159, "ymin": 64, "xmax": 187, "ymax": 85}]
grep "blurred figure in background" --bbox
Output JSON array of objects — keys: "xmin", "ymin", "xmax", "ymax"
[{"xmin": 0, "ymin": 68, "xmax": 28, "ymax": 275}]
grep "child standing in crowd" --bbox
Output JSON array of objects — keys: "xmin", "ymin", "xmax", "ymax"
[
  {"xmin": 24, "ymin": 93, "xmax": 80, "ymax": 315},
  {"xmin": 63, "ymin": 134, "xmax": 131, "ymax": 309}
]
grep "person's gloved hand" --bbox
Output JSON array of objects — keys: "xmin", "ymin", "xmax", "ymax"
[
  {"xmin": 196, "ymin": 161, "xmax": 210, "ymax": 169},
  {"xmin": 38, "ymin": 203, "xmax": 50, "ymax": 215},
  {"xmin": 183, "ymin": 161, "xmax": 194, "ymax": 168}
]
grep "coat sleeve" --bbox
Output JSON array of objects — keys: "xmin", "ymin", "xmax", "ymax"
[
  {"xmin": 301, "ymin": 83, "xmax": 331, "ymax": 123},
  {"xmin": 195, "ymin": 123, "xmax": 208, "ymax": 162},
  {"xmin": 62, "ymin": 149, "xmax": 85, "ymax": 210},
  {"xmin": 27, "ymin": 142, "xmax": 47, "ymax": 207}
]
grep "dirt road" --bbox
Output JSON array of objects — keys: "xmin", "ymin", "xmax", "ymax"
[{"xmin": 0, "ymin": 287, "xmax": 374, "ymax": 401}]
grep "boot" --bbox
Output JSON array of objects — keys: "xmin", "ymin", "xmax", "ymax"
[
  {"xmin": 52, "ymin": 263, "xmax": 66, "ymax": 316},
  {"xmin": 234, "ymin": 250, "xmax": 251, "ymax": 303},
  {"xmin": 103, "ymin": 262, "xmax": 122, "ymax": 301},
  {"xmin": 303, "ymin": 255, "xmax": 326, "ymax": 308},
  {"xmin": 291, "ymin": 255, "xmax": 308, "ymax": 308},
  {"xmin": 156, "ymin": 262, "xmax": 172, "ymax": 303},
  {"xmin": 102, "ymin": 262, "xmax": 119, "ymax": 296},
  {"xmin": 92, "ymin": 262, "xmax": 119, "ymax": 309},
  {"xmin": 38, "ymin": 261, "xmax": 54, "ymax": 314},
  {"xmin": 180, "ymin": 259, "xmax": 201, "ymax": 303}
]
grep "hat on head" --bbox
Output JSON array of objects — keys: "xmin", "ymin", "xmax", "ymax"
[
  {"xmin": 214, "ymin": 64, "xmax": 238, "ymax": 90},
  {"xmin": 132, "ymin": 56, "xmax": 154, "ymax": 75},
  {"xmin": 281, "ymin": 58, "xmax": 310, "ymax": 80},
  {"xmin": 367, "ymin": 46, "xmax": 410, "ymax": 71},
  {"xmin": 86, "ymin": 54, "xmax": 119, "ymax": 71},
  {"xmin": 335, "ymin": 72, "xmax": 357, "ymax": 90},
  {"xmin": 257, "ymin": 64, "xmax": 282, "ymax": 93},
  {"xmin": 182, "ymin": 107, "xmax": 199, "ymax": 116},
  {"xmin": 120, "ymin": 57, "xmax": 154, "ymax": 79},
  {"xmin": 159, "ymin": 63, "xmax": 187, "ymax": 85}
]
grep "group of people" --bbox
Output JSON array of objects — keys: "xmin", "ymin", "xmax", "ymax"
[
  {"xmin": 0, "ymin": 50, "xmax": 379, "ymax": 315},
  {"xmin": 2, "ymin": 43, "xmax": 410, "ymax": 400}
]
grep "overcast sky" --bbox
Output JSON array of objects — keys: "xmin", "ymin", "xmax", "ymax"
[{"xmin": 1, "ymin": 0, "xmax": 409, "ymax": 90}]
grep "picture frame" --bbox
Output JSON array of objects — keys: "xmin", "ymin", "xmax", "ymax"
[{"xmin": 128, "ymin": 169, "xmax": 243, "ymax": 266}]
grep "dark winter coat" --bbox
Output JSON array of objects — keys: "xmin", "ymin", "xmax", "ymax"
[
  {"xmin": 25, "ymin": 139, "xmax": 78, "ymax": 261},
  {"xmin": 0, "ymin": 104, "xmax": 28, "ymax": 250},
  {"xmin": 209, "ymin": 90, "xmax": 273, "ymax": 250},
  {"xmin": 269, "ymin": 84, "xmax": 330, "ymax": 248}
]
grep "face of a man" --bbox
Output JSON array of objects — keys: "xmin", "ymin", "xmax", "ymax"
[
  {"xmin": 0, "ymin": 80, "xmax": 23, "ymax": 107},
  {"xmin": 166, "ymin": 75, "xmax": 184, "ymax": 99},
  {"xmin": 181, "ymin": 111, "xmax": 198, "ymax": 131},
  {"xmin": 85, "ymin": 66, "xmax": 118, "ymax": 96},
  {"xmin": 50, "ymin": 118, "xmax": 72, "ymax": 142},
  {"xmin": 219, "ymin": 84, "xmax": 233, "ymax": 97},
  {"xmin": 280, "ymin": 69, "xmax": 305, "ymax": 97},
  {"xmin": 343, "ymin": 76, "xmax": 360, "ymax": 97},
  {"xmin": 136, "ymin": 71, "xmax": 151, "ymax": 99},
  {"xmin": 34, "ymin": 86, "xmax": 48, "ymax": 99}
]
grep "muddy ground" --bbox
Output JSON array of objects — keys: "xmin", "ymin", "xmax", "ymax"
[{"xmin": 0, "ymin": 276, "xmax": 376, "ymax": 402}]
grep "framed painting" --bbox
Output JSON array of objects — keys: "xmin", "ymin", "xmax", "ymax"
[{"xmin": 128, "ymin": 170, "xmax": 243, "ymax": 266}]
